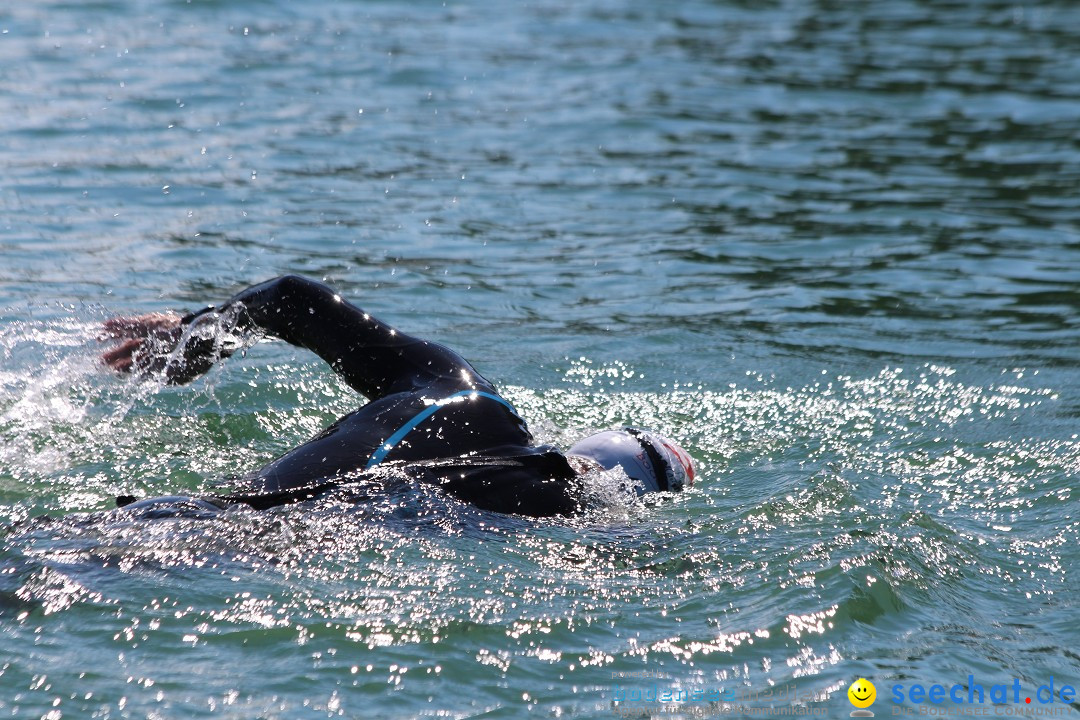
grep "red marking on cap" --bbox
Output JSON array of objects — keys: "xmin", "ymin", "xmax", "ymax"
[{"xmin": 660, "ymin": 440, "xmax": 695, "ymax": 482}]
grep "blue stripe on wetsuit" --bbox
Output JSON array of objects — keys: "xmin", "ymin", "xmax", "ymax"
[{"xmin": 364, "ymin": 390, "xmax": 521, "ymax": 469}]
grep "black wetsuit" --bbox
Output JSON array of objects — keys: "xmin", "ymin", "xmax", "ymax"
[{"xmin": 157, "ymin": 275, "xmax": 582, "ymax": 517}]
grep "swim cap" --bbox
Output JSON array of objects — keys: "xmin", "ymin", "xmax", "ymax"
[{"xmin": 567, "ymin": 428, "xmax": 695, "ymax": 496}]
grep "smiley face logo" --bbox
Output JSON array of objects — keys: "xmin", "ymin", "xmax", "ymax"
[{"xmin": 848, "ymin": 678, "xmax": 876, "ymax": 712}]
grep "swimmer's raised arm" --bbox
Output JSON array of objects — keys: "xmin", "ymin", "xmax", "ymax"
[{"xmin": 102, "ymin": 275, "xmax": 491, "ymax": 397}]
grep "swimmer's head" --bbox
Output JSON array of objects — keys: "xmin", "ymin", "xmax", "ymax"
[{"xmin": 567, "ymin": 428, "xmax": 695, "ymax": 496}]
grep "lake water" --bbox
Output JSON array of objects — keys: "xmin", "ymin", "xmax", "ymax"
[{"xmin": 2, "ymin": 0, "xmax": 1079, "ymax": 718}]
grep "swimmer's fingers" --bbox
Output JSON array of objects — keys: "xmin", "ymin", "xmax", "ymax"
[
  {"xmin": 112, "ymin": 333, "xmax": 218, "ymax": 385},
  {"xmin": 101, "ymin": 338, "xmax": 143, "ymax": 373},
  {"xmin": 100, "ymin": 324, "xmax": 187, "ymax": 379},
  {"xmin": 99, "ymin": 312, "xmax": 183, "ymax": 340},
  {"xmin": 100, "ymin": 312, "xmax": 232, "ymax": 385},
  {"xmin": 101, "ymin": 332, "xmax": 177, "ymax": 371}
]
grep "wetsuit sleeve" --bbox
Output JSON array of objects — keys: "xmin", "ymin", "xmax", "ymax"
[{"xmin": 187, "ymin": 274, "xmax": 489, "ymax": 398}]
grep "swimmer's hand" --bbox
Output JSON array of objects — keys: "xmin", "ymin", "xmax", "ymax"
[{"xmin": 100, "ymin": 312, "xmax": 218, "ymax": 384}]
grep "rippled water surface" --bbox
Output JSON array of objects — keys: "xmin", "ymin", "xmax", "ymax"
[{"xmin": 2, "ymin": 0, "xmax": 1080, "ymax": 718}]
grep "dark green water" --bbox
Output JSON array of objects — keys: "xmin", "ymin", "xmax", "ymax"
[{"xmin": 2, "ymin": 0, "xmax": 1079, "ymax": 718}]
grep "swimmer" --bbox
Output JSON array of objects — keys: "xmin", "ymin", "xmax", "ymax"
[{"xmin": 100, "ymin": 275, "xmax": 695, "ymax": 517}]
